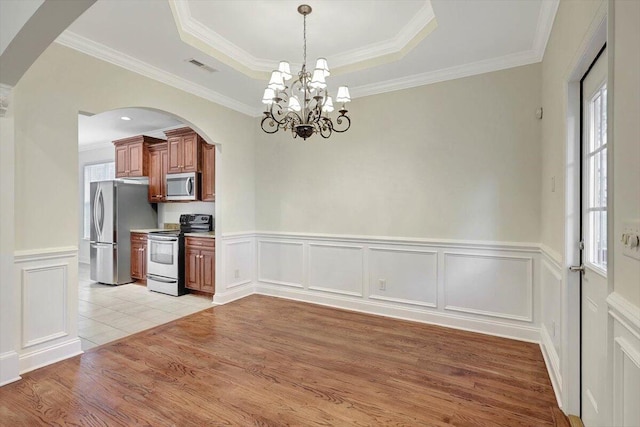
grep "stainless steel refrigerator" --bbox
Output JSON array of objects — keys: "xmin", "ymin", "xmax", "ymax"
[{"xmin": 90, "ymin": 180, "xmax": 157, "ymax": 285}]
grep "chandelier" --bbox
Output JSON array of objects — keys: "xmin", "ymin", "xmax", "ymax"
[{"xmin": 260, "ymin": 4, "xmax": 351, "ymax": 140}]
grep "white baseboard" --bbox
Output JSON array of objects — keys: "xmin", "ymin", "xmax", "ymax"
[
  {"xmin": 212, "ymin": 283, "xmax": 254, "ymax": 305},
  {"xmin": 19, "ymin": 338, "xmax": 82, "ymax": 375},
  {"xmin": 255, "ymin": 283, "xmax": 541, "ymax": 342},
  {"xmin": 0, "ymin": 351, "xmax": 21, "ymax": 386},
  {"xmin": 540, "ymin": 324, "xmax": 563, "ymax": 408}
]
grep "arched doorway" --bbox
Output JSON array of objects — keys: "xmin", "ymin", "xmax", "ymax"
[{"xmin": 77, "ymin": 107, "xmax": 220, "ymax": 350}]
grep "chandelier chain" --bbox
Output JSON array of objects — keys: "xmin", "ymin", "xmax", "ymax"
[{"xmin": 303, "ymin": 13, "xmax": 307, "ymax": 68}]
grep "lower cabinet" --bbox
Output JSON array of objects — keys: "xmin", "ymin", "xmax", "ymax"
[
  {"xmin": 130, "ymin": 232, "xmax": 148, "ymax": 283},
  {"xmin": 185, "ymin": 237, "xmax": 215, "ymax": 294}
]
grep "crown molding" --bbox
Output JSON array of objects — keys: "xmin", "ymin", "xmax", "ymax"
[
  {"xmin": 168, "ymin": 0, "xmax": 436, "ymax": 79},
  {"xmin": 0, "ymin": 83, "xmax": 13, "ymax": 117},
  {"xmin": 351, "ymin": 48, "xmax": 541, "ymax": 99},
  {"xmin": 55, "ymin": 31, "xmax": 257, "ymax": 117},
  {"xmin": 532, "ymin": 0, "xmax": 560, "ymax": 61}
]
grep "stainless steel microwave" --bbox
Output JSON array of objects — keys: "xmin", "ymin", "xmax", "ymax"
[{"xmin": 166, "ymin": 172, "xmax": 199, "ymax": 201}]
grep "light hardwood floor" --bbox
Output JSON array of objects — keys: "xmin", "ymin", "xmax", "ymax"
[{"xmin": 0, "ymin": 295, "xmax": 567, "ymax": 426}]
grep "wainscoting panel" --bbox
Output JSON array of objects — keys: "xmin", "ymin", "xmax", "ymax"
[
  {"xmin": 21, "ymin": 264, "xmax": 68, "ymax": 347},
  {"xmin": 14, "ymin": 247, "xmax": 82, "ymax": 374},
  {"xmin": 444, "ymin": 252, "xmax": 533, "ymax": 322},
  {"xmin": 214, "ymin": 235, "xmax": 255, "ymax": 305},
  {"xmin": 609, "ymin": 292, "xmax": 640, "ymax": 427},
  {"xmin": 539, "ymin": 253, "xmax": 563, "ymax": 406},
  {"xmin": 258, "ymin": 240, "xmax": 304, "ymax": 288},
  {"xmin": 308, "ymin": 243, "xmax": 364, "ymax": 297},
  {"xmin": 368, "ymin": 247, "xmax": 437, "ymax": 307},
  {"xmin": 222, "ymin": 239, "xmax": 254, "ymax": 290},
  {"xmin": 254, "ymin": 233, "xmax": 541, "ymax": 342}
]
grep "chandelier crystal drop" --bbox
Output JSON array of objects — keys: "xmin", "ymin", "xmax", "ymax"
[{"xmin": 260, "ymin": 4, "xmax": 351, "ymax": 140}]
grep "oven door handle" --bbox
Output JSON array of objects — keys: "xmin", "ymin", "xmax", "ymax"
[
  {"xmin": 147, "ymin": 274, "xmax": 178, "ymax": 284},
  {"xmin": 148, "ymin": 236, "xmax": 179, "ymax": 242}
]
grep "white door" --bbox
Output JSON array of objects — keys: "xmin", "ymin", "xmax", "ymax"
[{"xmin": 579, "ymin": 46, "xmax": 609, "ymax": 426}]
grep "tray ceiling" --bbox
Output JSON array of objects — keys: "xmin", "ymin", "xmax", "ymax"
[{"xmin": 58, "ymin": 0, "xmax": 558, "ymax": 116}]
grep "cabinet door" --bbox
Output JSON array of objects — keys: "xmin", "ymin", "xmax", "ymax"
[
  {"xmin": 182, "ymin": 134, "xmax": 199, "ymax": 172},
  {"xmin": 200, "ymin": 248, "xmax": 215, "ymax": 294},
  {"xmin": 127, "ymin": 142, "xmax": 145, "ymax": 177},
  {"xmin": 148, "ymin": 146, "xmax": 168, "ymax": 202},
  {"xmin": 140, "ymin": 241, "xmax": 147, "ymax": 281},
  {"xmin": 115, "ymin": 144, "xmax": 129, "ymax": 177},
  {"xmin": 160, "ymin": 148, "xmax": 168, "ymax": 198},
  {"xmin": 185, "ymin": 247, "xmax": 200, "ymax": 290},
  {"xmin": 201, "ymin": 143, "xmax": 215, "ymax": 201},
  {"xmin": 148, "ymin": 148, "xmax": 163, "ymax": 202},
  {"xmin": 131, "ymin": 241, "xmax": 144, "ymax": 280},
  {"xmin": 167, "ymin": 137, "xmax": 182, "ymax": 174}
]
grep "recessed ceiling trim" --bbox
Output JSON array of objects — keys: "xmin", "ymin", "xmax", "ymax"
[
  {"xmin": 55, "ymin": 31, "xmax": 257, "ymax": 117},
  {"xmin": 169, "ymin": 0, "xmax": 272, "ymax": 80},
  {"xmin": 330, "ymin": 1, "xmax": 437, "ymax": 71},
  {"xmin": 168, "ymin": 0, "xmax": 437, "ymax": 79}
]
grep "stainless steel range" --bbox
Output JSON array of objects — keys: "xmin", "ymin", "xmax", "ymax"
[{"xmin": 147, "ymin": 214, "xmax": 213, "ymax": 296}]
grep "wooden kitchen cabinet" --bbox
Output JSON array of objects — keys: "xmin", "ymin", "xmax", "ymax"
[
  {"xmin": 130, "ymin": 232, "xmax": 148, "ymax": 283},
  {"xmin": 148, "ymin": 142, "xmax": 168, "ymax": 202},
  {"xmin": 201, "ymin": 142, "xmax": 215, "ymax": 201},
  {"xmin": 113, "ymin": 135, "xmax": 165, "ymax": 178},
  {"xmin": 164, "ymin": 127, "xmax": 203, "ymax": 174},
  {"xmin": 185, "ymin": 236, "xmax": 215, "ymax": 294}
]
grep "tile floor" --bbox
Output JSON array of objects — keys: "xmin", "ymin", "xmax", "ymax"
[{"xmin": 78, "ymin": 264, "xmax": 213, "ymax": 351}]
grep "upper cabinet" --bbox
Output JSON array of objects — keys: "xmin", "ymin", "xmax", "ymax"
[
  {"xmin": 201, "ymin": 142, "xmax": 216, "ymax": 202},
  {"xmin": 113, "ymin": 135, "xmax": 165, "ymax": 178},
  {"xmin": 148, "ymin": 142, "xmax": 168, "ymax": 202},
  {"xmin": 164, "ymin": 127, "xmax": 203, "ymax": 174}
]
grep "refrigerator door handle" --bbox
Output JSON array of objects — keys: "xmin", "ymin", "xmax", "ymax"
[{"xmin": 93, "ymin": 185, "xmax": 104, "ymax": 242}]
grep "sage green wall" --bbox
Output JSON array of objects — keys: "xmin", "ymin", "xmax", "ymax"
[
  {"xmin": 255, "ymin": 64, "xmax": 542, "ymax": 243},
  {"xmin": 13, "ymin": 43, "xmax": 255, "ymax": 251}
]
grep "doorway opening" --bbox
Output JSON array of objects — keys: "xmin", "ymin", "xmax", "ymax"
[
  {"xmin": 563, "ymin": 7, "xmax": 609, "ymax": 420},
  {"xmin": 77, "ymin": 107, "xmax": 220, "ymax": 351}
]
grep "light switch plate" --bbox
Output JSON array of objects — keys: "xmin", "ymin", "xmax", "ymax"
[{"xmin": 622, "ymin": 220, "xmax": 640, "ymax": 261}]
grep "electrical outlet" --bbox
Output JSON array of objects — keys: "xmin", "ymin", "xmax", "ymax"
[
  {"xmin": 379, "ymin": 279, "xmax": 386, "ymax": 291},
  {"xmin": 234, "ymin": 269, "xmax": 240, "ymax": 279}
]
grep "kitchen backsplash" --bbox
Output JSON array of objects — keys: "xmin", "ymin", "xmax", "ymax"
[{"xmin": 158, "ymin": 201, "xmax": 215, "ymax": 228}]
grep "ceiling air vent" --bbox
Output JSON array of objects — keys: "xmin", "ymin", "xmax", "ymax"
[{"xmin": 187, "ymin": 58, "xmax": 218, "ymax": 73}]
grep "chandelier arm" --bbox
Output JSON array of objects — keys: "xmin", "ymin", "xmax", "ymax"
[
  {"xmin": 261, "ymin": 114, "xmax": 281, "ymax": 134},
  {"xmin": 268, "ymin": 101, "xmax": 294, "ymax": 126},
  {"xmin": 332, "ymin": 110, "xmax": 351, "ymax": 133},
  {"xmin": 318, "ymin": 118, "xmax": 333, "ymax": 139}
]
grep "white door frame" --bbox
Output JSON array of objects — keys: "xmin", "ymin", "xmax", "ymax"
[{"xmin": 562, "ymin": 2, "xmax": 612, "ymax": 417}]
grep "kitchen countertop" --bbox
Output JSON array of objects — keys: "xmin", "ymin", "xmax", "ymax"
[
  {"xmin": 130, "ymin": 228, "xmax": 165, "ymax": 233},
  {"xmin": 184, "ymin": 232, "xmax": 216, "ymax": 239}
]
